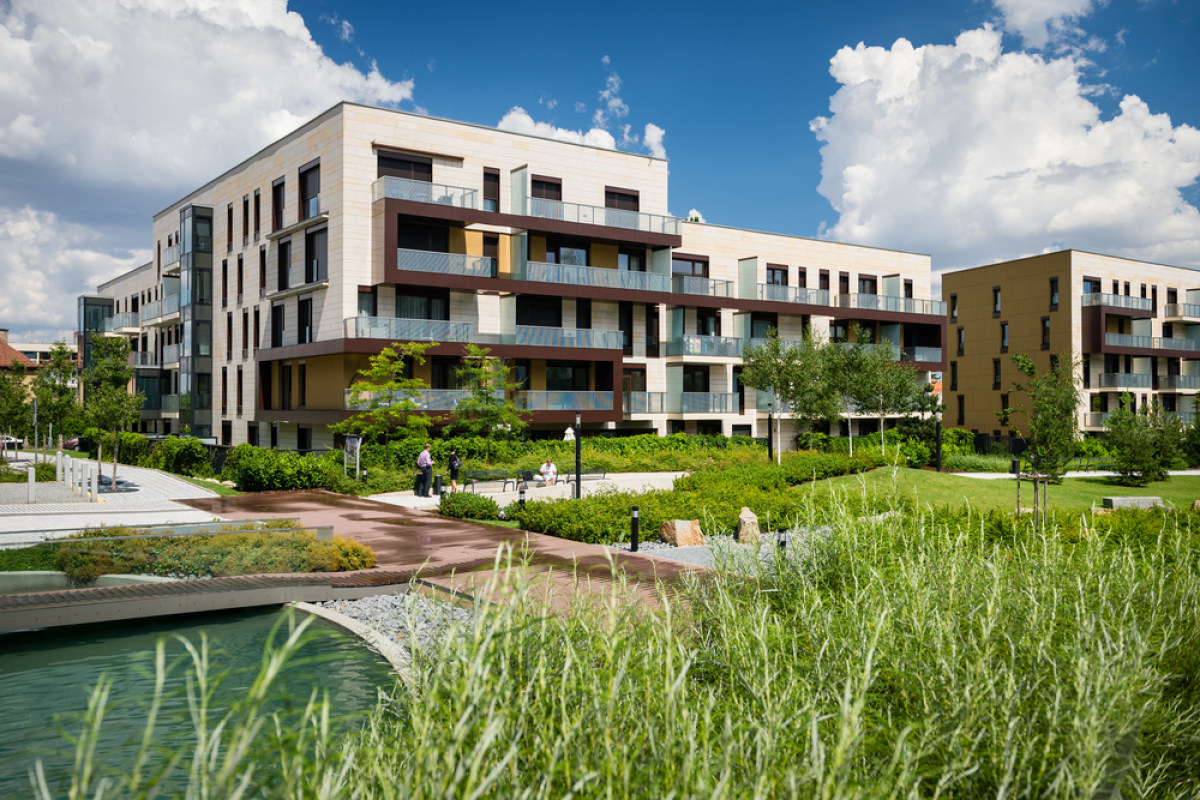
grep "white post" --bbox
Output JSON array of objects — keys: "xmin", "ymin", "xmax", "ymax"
[
  {"xmin": 56, "ymin": 451, "xmax": 63, "ymax": 483},
  {"xmin": 90, "ymin": 465, "xmax": 99, "ymax": 502},
  {"xmin": 27, "ymin": 467, "xmax": 35, "ymax": 504}
]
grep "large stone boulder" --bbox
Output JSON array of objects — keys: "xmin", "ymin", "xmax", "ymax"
[
  {"xmin": 659, "ymin": 519, "xmax": 705, "ymax": 547},
  {"xmin": 737, "ymin": 507, "xmax": 760, "ymax": 544}
]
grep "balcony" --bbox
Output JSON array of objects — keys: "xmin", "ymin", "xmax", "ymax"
[
  {"xmin": 1158, "ymin": 375, "xmax": 1200, "ymax": 391},
  {"xmin": 1105, "ymin": 333, "xmax": 1200, "ymax": 353},
  {"xmin": 511, "ymin": 326, "xmax": 624, "ymax": 349},
  {"xmin": 144, "ymin": 294, "xmax": 181, "ymax": 326},
  {"xmin": 161, "ymin": 395, "xmax": 179, "ymax": 416},
  {"xmin": 749, "ymin": 337, "xmax": 805, "ymax": 350},
  {"xmin": 672, "ymin": 275, "xmax": 733, "ymax": 298},
  {"xmin": 344, "ymin": 316, "xmax": 475, "ymax": 343},
  {"xmin": 836, "ymin": 294, "xmax": 947, "ymax": 316},
  {"xmin": 1082, "ymin": 293, "xmax": 1154, "ymax": 313},
  {"xmin": 103, "ymin": 312, "xmax": 139, "ymax": 334},
  {"xmin": 900, "ymin": 346, "xmax": 943, "ymax": 364},
  {"xmin": 373, "ymin": 176, "xmax": 477, "ymax": 209},
  {"xmin": 678, "ymin": 393, "xmax": 739, "ymax": 414},
  {"xmin": 1083, "ymin": 412, "xmax": 1109, "ymax": 428},
  {"xmin": 163, "ymin": 243, "xmax": 181, "ymax": 273},
  {"xmin": 396, "ymin": 248, "xmax": 496, "ymax": 278},
  {"xmin": 514, "ymin": 391, "xmax": 614, "ymax": 412},
  {"xmin": 128, "ymin": 351, "xmax": 157, "ymax": 368},
  {"xmin": 523, "ymin": 261, "xmax": 671, "ymax": 293},
  {"xmin": 625, "ymin": 392, "xmax": 668, "ymax": 414},
  {"xmin": 1164, "ymin": 303, "xmax": 1200, "ymax": 322},
  {"xmin": 757, "ymin": 284, "xmax": 831, "ymax": 307},
  {"xmin": 162, "ymin": 344, "xmax": 180, "ymax": 366},
  {"xmin": 1098, "ymin": 373, "xmax": 1152, "ymax": 389},
  {"xmin": 665, "ymin": 335, "xmax": 744, "ymax": 358},
  {"xmin": 528, "ymin": 197, "xmax": 680, "ymax": 236},
  {"xmin": 345, "ymin": 388, "xmax": 492, "ymax": 411},
  {"xmin": 1171, "ymin": 411, "xmax": 1198, "ymax": 425}
]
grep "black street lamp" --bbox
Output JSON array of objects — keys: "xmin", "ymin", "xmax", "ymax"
[{"xmin": 574, "ymin": 411, "xmax": 582, "ymax": 499}]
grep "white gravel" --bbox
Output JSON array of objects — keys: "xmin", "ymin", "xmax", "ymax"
[{"xmin": 314, "ymin": 592, "xmax": 474, "ymax": 657}]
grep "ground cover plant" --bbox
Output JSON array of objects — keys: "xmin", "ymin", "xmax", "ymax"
[
  {"xmin": 0, "ymin": 461, "xmax": 55, "ymax": 482},
  {"xmin": 42, "ymin": 497, "xmax": 1200, "ymax": 798}
]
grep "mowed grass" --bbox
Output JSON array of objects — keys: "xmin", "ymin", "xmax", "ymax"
[{"xmin": 806, "ymin": 466, "xmax": 1200, "ymax": 512}]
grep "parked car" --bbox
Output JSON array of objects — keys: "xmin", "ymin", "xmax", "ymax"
[
  {"xmin": 1, "ymin": 435, "xmax": 24, "ymax": 449},
  {"xmin": 63, "ymin": 437, "xmax": 81, "ymax": 451}
]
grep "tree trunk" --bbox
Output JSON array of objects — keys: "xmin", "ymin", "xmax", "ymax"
[
  {"xmin": 848, "ymin": 421, "xmax": 854, "ymax": 457},
  {"xmin": 97, "ymin": 437, "xmax": 103, "ymax": 486},
  {"xmin": 112, "ymin": 428, "xmax": 120, "ymax": 487},
  {"xmin": 776, "ymin": 413, "xmax": 781, "ymax": 465},
  {"xmin": 880, "ymin": 415, "xmax": 886, "ymax": 455}
]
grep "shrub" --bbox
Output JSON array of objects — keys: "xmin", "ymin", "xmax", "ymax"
[
  {"xmin": 147, "ymin": 436, "xmax": 213, "ymax": 477},
  {"xmin": 943, "ymin": 453, "xmax": 1012, "ymax": 473},
  {"xmin": 304, "ymin": 536, "xmax": 377, "ymax": 572},
  {"xmin": 439, "ymin": 491, "xmax": 501, "ymax": 521},
  {"xmin": 220, "ymin": 442, "xmax": 259, "ymax": 481},
  {"xmin": 940, "ymin": 428, "xmax": 976, "ymax": 457},
  {"xmin": 1074, "ymin": 434, "xmax": 1114, "ymax": 458},
  {"xmin": 228, "ymin": 448, "xmax": 336, "ymax": 492},
  {"xmin": 0, "ymin": 461, "xmax": 56, "ymax": 482}
]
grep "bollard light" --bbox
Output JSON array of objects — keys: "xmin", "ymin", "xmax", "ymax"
[
  {"xmin": 631, "ymin": 506, "xmax": 640, "ymax": 553},
  {"xmin": 776, "ymin": 527, "xmax": 789, "ymax": 553},
  {"xmin": 519, "ymin": 486, "xmax": 526, "ymax": 509}
]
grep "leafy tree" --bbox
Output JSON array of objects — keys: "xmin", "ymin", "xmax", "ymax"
[
  {"xmin": 741, "ymin": 328, "xmax": 842, "ymax": 456},
  {"xmin": 448, "ymin": 343, "xmax": 530, "ymax": 455},
  {"xmin": 894, "ymin": 382, "xmax": 947, "ymax": 458},
  {"xmin": 1105, "ymin": 396, "xmax": 1183, "ymax": 486},
  {"xmin": 0, "ymin": 358, "xmax": 31, "ymax": 459},
  {"xmin": 331, "ymin": 341, "xmax": 438, "ymax": 469},
  {"xmin": 33, "ymin": 341, "xmax": 82, "ymax": 448},
  {"xmin": 996, "ymin": 351, "xmax": 1081, "ymax": 485},
  {"xmin": 740, "ymin": 329, "xmax": 797, "ymax": 462},
  {"xmin": 838, "ymin": 332, "xmax": 923, "ymax": 456},
  {"xmin": 83, "ymin": 337, "xmax": 144, "ymax": 485}
]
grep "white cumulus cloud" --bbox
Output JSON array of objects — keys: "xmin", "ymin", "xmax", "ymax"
[
  {"xmin": 497, "ymin": 107, "xmax": 617, "ymax": 150},
  {"xmin": 991, "ymin": 0, "xmax": 1104, "ymax": 49},
  {"xmin": 643, "ymin": 123, "xmax": 667, "ymax": 159},
  {"xmin": 810, "ymin": 24, "xmax": 1200, "ymax": 273}
]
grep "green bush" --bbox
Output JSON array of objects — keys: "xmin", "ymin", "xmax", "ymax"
[
  {"xmin": 943, "ymin": 453, "xmax": 1013, "ymax": 473},
  {"xmin": 940, "ymin": 428, "xmax": 976, "ymax": 457},
  {"xmin": 0, "ymin": 461, "xmax": 56, "ymax": 482},
  {"xmin": 1074, "ymin": 434, "xmax": 1114, "ymax": 458},
  {"xmin": 220, "ymin": 442, "xmax": 259, "ymax": 481},
  {"xmin": 81, "ymin": 430, "xmax": 149, "ymax": 465},
  {"xmin": 145, "ymin": 436, "xmax": 213, "ymax": 477},
  {"xmin": 227, "ymin": 448, "xmax": 336, "ymax": 492},
  {"xmin": 439, "ymin": 491, "xmax": 501, "ymax": 521}
]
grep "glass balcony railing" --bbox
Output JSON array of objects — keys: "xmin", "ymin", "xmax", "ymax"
[
  {"xmin": 162, "ymin": 344, "xmax": 180, "ymax": 365},
  {"xmin": 528, "ymin": 197, "xmax": 680, "ymax": 236},
  {"xmin": 836, "ymin": 294, "xmax": 947, "ymax": 316},
  {"xmin": 624, "ymin": 392, "xmax": 668, "ymax": 414},
  {"xmin": 1098, "ymin": 373, "xmax": 1152, "ymax": 389},
  {"xmin": 164, "ymin": 243, "xmax": 180, "ymax": 268},
  {"xmin": 161, "ymin": 395, "xmax": 179, "ymax": 415},
  {"xmin": 749, "ymin": 337, "xmax": 805, "ymax": 350},
  {"xmin": 1164, "ymin": 303, "xmax": 1200, "ymax": 320},
  {"xmin": 345, "ymin": 388, "xmax": 494, "ymax": 411},
  {"xmin": 511, "ymin": 326, "xmax": 624, "ymax": 349},
  {"xmin": 1082, "ymin": 293, "xmax": 1154, "ymax": 312},
  {"xmin": 343, "ymin": 316, "xmax": 475, "ymax": 343},
  {"xmin": 373, "ymin": 176, "xmax": 477, "ymax": 209},
  {"xmin": 162, "ymin": 294, "xmax": 180, "ymax": 317},
  {"xmin": 678, "ymin": 393, "xmax": 739, "ymax": 414},
  {"xmin": 1158, "ymin": 375, "xmax": 1200, "ymax": 391},
  {"xmin": 1105, "ymin": 333, "xmax": 1200, "ymax": 352},
  {"xmin": 900, "ymin": 346, "xmax": 943, "ymax": 363},
  {"xmin": 141, "ymin": 299, "xmax": 160, "ymax": 322},
  {"xmin": 396, "ymin": 248, "xmax": 496, "ymax": 278},
  {"xmin": 523, "ymin": 261, "xmax": 671, "ymax": 293},
  {"xmin": 671, "ymin": 275, "xmax": 734, "ymax": 298},
  {"xmin": 757, "ymin": 284, "xmax": 831, "ymax": 306},
  {"xmin": 128, "ymin": 352, "xmax": 157, "ymax": 368},
  {"xmin": 103, "ymin": 312, "xmax": 139, "ymax": 332},
  {"xmin": 514, "ymin": 391, "xmax": 615, "ymax": 411},
  {"xmin": 1172, "ymin": 411, "xmax": 1198, "ymax": 425},
  {"xmin": 1084, "ymin": 412, "xmax": 1109, "ymax": 428},
  {"xmin": 665, "ymin": 335, "xmax": 744, "ymax": 358}
]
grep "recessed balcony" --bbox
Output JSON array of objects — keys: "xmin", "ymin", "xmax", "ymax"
[
  {"xmin": 345, "ymin": 388, "xmax": 489, "ymax": 411},
  {"xmin": 1098, "ymin": 373, "xmax": 1152, "ymax": 389},
  {"xmin": 1163, "ymin": 303, "xmax": 1200, "ymax": 323},
  {"xmin": 672, "ymin": 275, "xmax": 734, "ymax": 298},
  {"xmin": 344, "ymin": 316, "xmax": 476, "ymax": 343},
  {"xmin": 103, "ymin": 312, "xmax": 140, "ymax": 334},
  {"xmin": 665, "ymin": 335, "xmax": 744, "ymax": 358},
  {"xmin": 514, "ymin": 391, "xmax": 615, "ymax": 411},
  {"xmin": 1158, "ymin": 375, "xmax": 1200, "ymax": 391},
  {"xmin": 624, "ymin": 391, "xmax": 668, "ymax": 415},
  {"xmin": 373, "ymin": 176, "xmax": 477, "ymax": 209},
  {"xmin": 528, "ymin": 197, "xmax": 680, "ymax": 236},
  {"xmin": 395, "ymin": 248, "xmax": 496, "ymax": 278},
  {"xmin": 163, "ymin": 243, "xmax": 181, "ymax": 274},
  {"xmin": 678, "ymin": 392, "xmax": 739, "ymax": 414},
  {"xmin": 836, "ymin": 294, "xmax": 947, "ymax": 316},
  {"xmin": 1082, "ymin": 293, "xmax": 1154, "ymax": 313},
  {"xmin": 900, "ymin": 346, "xmax": 943, "ymax": 364},
  {"xmin": 523, "ymin": 261, "xmax": 671, "ymax": 293},
  {"xmin": 1105, "ymin": 333, "xmax": 1200, "ymax": 353},
  {"xmin": 510, "ymin": 326, "xmax": 624, "ymax": 350},
  {"xmin": 162, "ymin": 344, "xmax": 180, "ymax": 366},
  {"xmin": 757, "ymin": 284, "xmax": 831, "ymax": 306},
  {"xmin": 128, "ymin": 352, "xmax": 157, "ymax": 368}
]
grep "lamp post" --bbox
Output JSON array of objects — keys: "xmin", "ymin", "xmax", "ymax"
[{"xmin": 574, "ymin": 411, "xmax": 582, "ymax": 500}]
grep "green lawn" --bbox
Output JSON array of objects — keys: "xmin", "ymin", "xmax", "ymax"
[{"xmin": 807, "ymin": 467, "xmax": 1200, "ymax": 512}]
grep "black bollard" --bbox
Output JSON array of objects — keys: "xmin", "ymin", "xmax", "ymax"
[
  {"xmin": 631, "ymin": 506, "xmax": 640, "ymax": 553},
  {"xmin": 776, "ymin": 527, "xmax": 788, "ymax": 553},
  {"xmin": 519, "ymin": 486, "xmax": 526, "ymax": 509}
]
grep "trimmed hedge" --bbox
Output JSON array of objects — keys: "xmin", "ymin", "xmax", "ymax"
[
  {"xmin": 226, "ymin": 448, "xmax": 338, "ymax": 492},
  {"xmin": 439, "ymin": 491, "xmax": 501, "ymax": 521}
]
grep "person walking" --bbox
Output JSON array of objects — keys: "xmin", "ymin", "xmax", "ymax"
[
  {"xmin": 416, "ymin": 444, "xmax": 434, "ymax": 497},
  {"xmin": 447, "ymin": 448, "xmax": 462, "ymax": 493}
]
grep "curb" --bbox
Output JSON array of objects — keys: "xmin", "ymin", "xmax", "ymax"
[{"xmin": 292, "ymin": 599, "xmax": 413, "ymax": 685}]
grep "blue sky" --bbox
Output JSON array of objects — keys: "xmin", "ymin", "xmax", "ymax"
[{"xmin": 0, "ymin": 0, "xmax": 1197, "ymax": 343}]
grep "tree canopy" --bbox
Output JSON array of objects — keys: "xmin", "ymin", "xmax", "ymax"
[{"xmin": 84, "ymin": 337, "xmax": 144, "ymax": 484}]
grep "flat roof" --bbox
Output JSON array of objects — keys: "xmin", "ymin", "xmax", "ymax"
[
  {"xmin": 97, "ymin": 261, "xmax": 154, "ymax": 291},
  {"xmin": 683, "ymin": 220, "xmax": 931, "ymax": 259},
  {"xmin": 941, "ymin": 248, "xmax": 1200, "ymax": 276}
]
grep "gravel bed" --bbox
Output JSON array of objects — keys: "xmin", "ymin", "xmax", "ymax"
[{"xmin": 313, "ymin": 592, "xmax": 474, "ymax": 657}]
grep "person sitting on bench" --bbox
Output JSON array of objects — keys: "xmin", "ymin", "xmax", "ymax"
[{"xmin": 537, "ymin": 458, "xmax": 558, "ymax": 486}]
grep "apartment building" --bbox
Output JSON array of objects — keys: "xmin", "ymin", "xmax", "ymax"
[
  {"xmin": 942, "ymin": 250, "xmax": 1200, "ymax": 435},
  {"xmin": 83, "ymin": 102, "xmax": 945, "ymax": 451}
]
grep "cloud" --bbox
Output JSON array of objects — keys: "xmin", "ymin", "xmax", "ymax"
[
  {"xmin": 809, "ymin": 25, "xmax": 1200, "ymax": 272},
  {"xmin": 574, "ymin": 101, "xmax": 588, "ymax": 113},
  {"xmin": 319, "ymin": 12, "xmax": 354, "ymax": 42},
  {"xmin": 0, "ymin": 0, "xmax": 418, "ymax": 341},
  {"xmin": 601, "ymin": 55, "xmax": 610, "ymax": 67},
  {"xmin": 687, "ymin": 209, "xmax": 706, "ymax": 223},
  {"xmin": 497, "ymin": 107, "xmax": 617, "ymax": 150},
  {"xmin": 991, "ymin": 0, "xmax": 1105, "ymax": 49},
  {"xmin": 643, "ymin": 123, "xmax": 667, "ymax": 159},
  {"xmin": 594, "ymin": 73, "xmax": 629, "ymax": 128}
]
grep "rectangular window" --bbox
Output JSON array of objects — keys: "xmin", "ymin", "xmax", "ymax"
[
  {"xmin": 993, "ymin": 358, "xmax": 1001, "ymax": 391},
  {"xmin": 304, "ymin": 228, "xmax": 327, "ymax": 283},
  {"xmin": 272, "ymin": 179, "xmax": 285, "ymax": 232},
  {"xmin": 531, "ymin": 177, "xmax": 562, "ymax": 201},
  {"xmin": 259, "ymin": 246, "xmax": 266, "ymax": 290},
  {"xmin": 1083, "ymin": 278, "xmax": 1101, "ymax": 294},
  {"xmin": 950, "ymin": 361, "xmax": 958, "ymax": 391},
  {"xmin": 483, "ymin": 235, "xmax": 499, "ymax": 270},
  {"xmin": 271, "ymin": 304, "xmax": 284, "ymax": 348},
  {"xmin": 618, "ymin": 250, "xmax": 644, "ymax": 272},
  {"xmin": 682, "ymin": 365, "xmax": 710, "ymax": 393},
  {"xmin": 236, "ymin": 365, "xmax": 243, "ymax": 412},
  {"xmin": 297, "ymin": 426, "xmax": 311, "ymax": 451},
  {"xmin": 839, "ymin": 273, "xmax": 850, "ymax": 295},
  {"xmin": 298, "ymin": 297, "xmax": 312, "ymax": 344},
  {"xmin": 277, "ymin": 241, "xmax": 291, "ymax": 291},
  {"xmin": 280, "ymin": 363, "xmax": 292, "ymax": 411},
  {"xmin": 226, "ymin": 204, "xmax": 233, "ymax": 251},
  {"xmin": 797, "ymin": 268, "xmax": 807, "ymax": 289},
  {"xmin": 604, "ymin": 188, "xmax": 639, "ymax": 211},
  {"xmin": 619, "ymin": 301, "xmax": 634, "ymax": 356},
  {"xmin": 300, "ymin": 164, "xmax": 320, "ymax": 220},
  {"xmin": 1123, "ymin": 281, "xmax": 1130, "ymax": 296},
  {"xmin": 253, "ymin": 307, "xmax": 260, "ymax": 348},
  {"xmin": 1141, "ymin": 283, "xmax": 1147, "ymax": 299},
  {"xmin": 1041, "ymin": 317, "xmax": 1050, "ymax": 350},
  {"xmin": 672, "ymin": 257, "xmax": 708, "ymax": 277},
  {"xmin": 221, "ymin": 259, "xmax": 228, "ymax": 307},
  {"xmin": 253, "ymin": 190, "xmax": 261, "ymax": 238},
  {"xmin": 1000, "ymin": 322, "xmax": 1009, "ymax": 352},
  {"xmin": 957, "ymin": 395, "xmax": 965, "ymax": 425},
  {"xmin": 645, "ymin": 303, "xmax": 659, "ymax": 356},
  {"xmin": 767, "ymin": 265, "xmax": 788, "ymax": 286},
  {"xmin": 858, "ymin": 275, "xmax": 877, "ymax": 295},
  {"xmin": 221, "ymin": 368, "xmax": 228, "ymax": 415},
  {"xmin": 299, "ymin": 364, "xmax": 307, "ymax": 409},
  {"xmin": 819, "ymin": 270, "xmax": 829, "ymax": 291},
  {"xmin": 358, "ymin": 287, "xmax": 377, "ymax": 317},
  {"xmin": 1164, "ymin": 322, "xmax": 1174, "ymax": 338},
  {"xmin": 1049, "ymin": 277, "xmax": 1059, "ymax": 308},
  {"xmin": 904, "ymin": 279, "xmax": 913, "ymax": 299},
  {"xmin": 750, "ymin": 311, "xmax": 778, "ymax": 339},
  {"xmin": 545, "ymin": 240, "xmax": 588, "ymax": 266},
  {"xmin": 242, "ymin": 195, "xmax": 249, "ymax": 244},
  {"xmin": 957, "ymin": 327, "xmax": 965, "ymax": 356},
  {"xmin": 576, "ymin": 297, "xmax": 592, "ymax": 329},
  {"xmin": 397, "ymin": 289, "xmax": 450, "ymax": 321},
  {"xmin": 377, "ymin": 153, "xmax": 432, "ymax": 181},
  {"xmin": 483, "ymin": 168, "xmax": 500, "ymax": 212},
  {"xmin": 226, "ymin": 311, "xmax": 233, "ymax": 359},
  {"xmin": 397, "ymin": 221, "xmax": 449, "ymax": 253},
  {"xmin": 1001, "ymin": 394, "xmax": 1009, "ymax": 412},
  {"xmin": 545, "ymin": 362, "xmax": 589, "ymax": 391},
  {"xmin": 1168, "ymin": 288, "xmax": 1178, "ymax": 305},
  {"xmin": 241, "ymin": 310, "xmax": 248, "ymax": 354},
  {"xmin": 697, "ymin": 308, "xmax": 721, "ymax": 336},
  {"xmin": 993, "ymin": 287, "xmax": 1002, "ymax": 316},
  {"xmin": 236, "ymin": 254, "xmax": 244, "ymax": 299},
  {"xmin": 1082, "ymin": 354, "xmax": 1090, "ymax": 388},
  {"xmin": 950, "ymin": 294, "xmax": 958, "ymax": 321},
  {"xmin": 248, "ymin": 422, "xmax": 259, "ymax": 446}
]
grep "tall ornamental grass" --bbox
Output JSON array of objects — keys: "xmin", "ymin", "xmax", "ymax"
[{"xmin": 42, "ymin": 495, "xmax": 1200, "ymax": 799}]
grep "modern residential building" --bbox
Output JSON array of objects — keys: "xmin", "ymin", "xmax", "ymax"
[
  {"xmin": 942, "ymin": 250, "xmax": 1200, "ymax": 435},
  {"xmin": 84, "ymin": 102, "xmax": 945, "ymax": 450}
]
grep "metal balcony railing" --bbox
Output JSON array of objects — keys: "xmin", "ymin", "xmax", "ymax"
[
  {"xmin": 665, "ymin": 335, "xmax": 744, "ymax": 358},
  {"xmin": 1098, "ymin": 373, "xmax": 1152, "ymax": 389},
  {"xmin": 373, "ymin": 176, "xmax": 477, "ymax": 208},
  {"xmin": 1082, "ymin": 293, "xmax": 1154, "ymax": 312},
  {"xmin": 1163, "ymin": 303, "xmax": 1200, "ymax": 320},
  {"xmin": 836, "ymin": 294, "xmax": 947, "ymax": 316},
  {"xmin": 900, "ymin": 346, "xmax": 943, "ymax": 363},
  {"xmin": 128, "ymin": 352, "xmax": 157, "ymax": 368},
  {"xmin": 671, "ymin": 275, "xmax": 733, "ymax": 298},
  {"xmin": 1158, "ymin": 375, "xmax": 1200, "ymax": 391},
  {"xmin": 514, "ymin": 391, "xmax": 614, "ymax": 412},
  {"xmin": 343, "ymin": 316, "xmax": 476, "ymax": 343},
  {"xmin": 162, "ymin": 344, "xmax": 180, "ymax": 365},
  {"xmin": 523, "ymin": 261, "xmax": 671, "ymax": 293},
  {"xmin": 624, "ymin": 392, "xmax": 668, "ymax": 414},
  {"xmin": 345, "ymin": 387, "xmax": 496, "ymax": 411},
  {"xmin": 678, "ymin": 392, "xmax": 739, "ymax": 414},
  {"xmin": 1105, "ymin": 333, "xmax": 1200, "ymax": 352},
  {"xmin": 161, "ymin": 395, "xmax": 180, "ymax": 414},
  {"xmin": 757, "ymin": 284, "xmax": 831, "ymax": 306},
  {"xmin": 164, "ymin": 243, "xmax": 180, "ymax": 268},
  {"xmin": 528, "ymin": 197, "xmax": 680, "ymax": 236},
  {"xmin": 512, "ymin": 326, "xmax": 624, "ymax": 349},
  {"xmin": 395, "ymin": 248, "xmax": 496, "ymax": 278}
]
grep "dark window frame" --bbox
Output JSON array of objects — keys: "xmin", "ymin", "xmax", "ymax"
[
  {"xmin": 766, "ymin": 265, "xmax": 788, "ymax": 286},
  {"xmin": 1000, "ymin": 321, "xmax": 1009, "ymax": 353},
  {"xmin": 271, "ymin": 177, "xmax": 285, "ymax": 233},
  {"xmin": 957, "ymin": 326, "xmax": 965, "ymax": 357},
  {"xmin": 993, "ymin": 358, "xmax": 1002, "ymax": 391},
  {"xmin": 950, "ymin": 293, "xmax": 958, "ymax": 322},
  {"xmin": 531, "ymin": 175, "xmax": 563, "ymax": 201},
  {"xmin": 604, "ymin": 186, "xmax": 639, "ymax": 212},
  {"xmin": 950, "ymin": 361, "xmax": 958, "ymax": 391},
  {"xmin": 1049, "ymin": 277, "xmax": 1059, "ymax": 311},
  {"xmin": 992, "ymin": 286, "xmax": 1002, "ymax": 318},
  {"xmin": 1041, "ymin": 316, "xmax": 1051, "ymax": 350},
  {"xmin": 483, "ymin": 167, "xmax": 500, "ymax": 212}
]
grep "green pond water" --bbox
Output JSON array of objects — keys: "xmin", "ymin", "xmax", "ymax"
[{"xmin": 0, "ymin": 607, "xmax": 396, "ymax": 797}]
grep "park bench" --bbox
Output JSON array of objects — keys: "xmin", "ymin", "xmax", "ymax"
[
  {"xmin": 462, "ymin": 469, "xmax": 515, "ymax": 493},
  {"xmin": 564, "ymin": 467, "xmax": 608, "ymax": 484}
]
